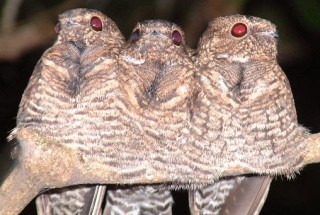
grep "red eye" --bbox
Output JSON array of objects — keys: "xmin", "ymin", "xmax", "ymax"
[
  {"xmin": 172, "ymin": 30, "xmax": 182, "ymax": 46},
  {"xmin": 54, "ymin": 22, "xmax": 61, "ymax": 34},
  {"xmin": 131, "ymin": 29, "xmax": 141, "ymax": 43},
  {"xmin": 231, "ymin": 23, "xmax": 247, "ymax": 37},
  {"xmin": 90, "ymin": 16, "xmax": 102, "ymax": 31}
]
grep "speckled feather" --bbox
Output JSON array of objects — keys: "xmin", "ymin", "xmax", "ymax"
[
  {"xmin": 12, "ymin": 11, "xmax": 311, "ymax": 215},
  {"xmin": 76, "ymin": 19, "xmax": 201, "ymax": 182},
  {"xmin": 104, "ymin": 20, "xmax": 197, "ymax": 215},
  {"xmin": 16, "ymin": 8, "xmax": 124, "ymax": 147},
  {"xmin": 194, "ymin": 14, "xmax": 309, "ymax": 175},
  {"xmin": 189, "ymin": 15, "xmax": 309, "ymax": 215},
  {"xmin": 188, "ymin": 177, "xmax": 246, "ymax": 215},
  {"xmin": 14, "ymin": 8, "xmax": 125, "ymax": 215},
  {"xmin": 117, "ymin": 20, "xmax": 197, "ymax": 143},
  {"xmin": 104, "ymin": 185, "xmax": 173, "ymax": 215}
]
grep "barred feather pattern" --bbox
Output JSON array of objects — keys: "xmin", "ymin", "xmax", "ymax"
[
  {"xmin": 12, "ymin": 14, "xmax": 313, "ymax": 215},
  {"xmin": 107, "ymin": 20, "xmax": 199, "ymax": 181},
  {"xmin": 14, "ymin": 19, "xmax": 199, "ymax": 181},
  {"xmin": 104, "ymin": 186, "xmax": 173, "ymax": 215},
  {"xmin": 17, "ymin": 18, "xmax": 194, "ymax": 215},
  {"xmin": 188, "ymin": 177, "xmax": 245, "ymax": 215},
  {"xmin": 12, "ymin": 14, "xmax": 311, "ymax": 186},
  {"xmin": 187, "ymin": 15, "xmax": 309, "ymax": 215},
  {"xmin": 16, "ymin": 8, "xmax": 125, "ymax": 160},
  {"xmin": 14, "ymin": 8, "xmax": 125, "ymax": 215},
  {"xmin": 35, "ymin": 185, "xmax": 104, "ymax": 215},
  {"xmin": 98, "ymin": 20, "xmax": 195, "ymax": 215},
  {"xmin": 192, "ymin": 14, "xmax": 309, "ymax": 176},
  {"xmin": 189, "ymin": 176, "xmax": 272, "ymax": 215}
]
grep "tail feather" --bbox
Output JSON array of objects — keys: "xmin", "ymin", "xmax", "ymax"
[
  {"xmin": 35, "ymin": 185, "xmax": 107, "ymax": 215},
  {"xmin": 103, "ymin": 185, "xmax": 174, "ymax": 215},
  {"xmin": 189, "ymin": 176, "xmax": 272, "ymax": 215},
  {"xmin": 221, "ymin": 176, "xmax": 272, "ymax": 215}
]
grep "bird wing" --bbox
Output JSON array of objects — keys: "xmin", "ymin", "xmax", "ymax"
[{"xmin": 189, "ymin": 175, "xmax": 272, "ymax": 215}]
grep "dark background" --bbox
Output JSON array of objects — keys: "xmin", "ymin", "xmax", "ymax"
[{"xmin": 0, "ymin": 0, "xmax": 319, "ymax": 214}]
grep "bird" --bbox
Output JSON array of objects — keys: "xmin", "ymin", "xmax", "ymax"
[
  {"xmin": 116, "ymin": 19, "xmax": 197, "ymax": 143},
  {"xmin": 13, "ymin": 8, "xmax": 125, "ymax": 215},
  {"xmin": 188, "ymin": 14, "xmax": 309, "ymax": 214},
  {"xmin": 102, "ymin": 19, "xmax": 198, "ymax": 215},
  {"xmin": 8, "ymin": 10, "xmax": 311, "ymax": 214}
]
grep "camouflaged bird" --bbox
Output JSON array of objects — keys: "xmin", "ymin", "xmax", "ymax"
[
  {"xmin": 117, "ymin": 19, "xmax": 197, "ymax": 143},
  {"xmin": 189, "ymin": 14, "xmax": 309, "ymax": 215},
  {"xmin": 102, "ymin": 19, "xmax": 198, "ymax": 215},
  {"xmin": 13, "ymin": 8, "xmax": 125, "ymax": 215}
]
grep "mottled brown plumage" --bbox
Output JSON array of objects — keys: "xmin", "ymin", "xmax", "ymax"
[
  {"xmin": 189, "ymin": 14, "xmax": 309, "ymax": 214},
  {"xmin": 71, "ymin": 19, "xmax": 201, "ymax": 184},
  {"xmin": 117, "ymin": 20, "xmax": 197, "ymax": 143},
  {"xmin": 6, "ymin": 11, "xmax": 313, "ymax": 215},
  {"xmin": 103, "ymin": 19, "xmax": 197, "ymax": 215},
  {"xmin": 195, "ymin": 14, "xmax": 309, "ymax": 174},
  {"xmin": 105, "ymin": 185, "xmax": 173, "ymax": 215},
  {"xmin": 13, "ymin": 8, "xmax": 125, "ymax": 215},
  {"xmin": 17, "ymin": 8, "xmax": 124, "ymax": 135},
  {"xmin": 189, "ymin": 176, "xmax": 272, "ymax": 215}
]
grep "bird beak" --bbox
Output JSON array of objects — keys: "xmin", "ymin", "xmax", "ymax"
[
  {"xmin": 271, "ymin": 31, "xmax": 279, "ymax": 38},
  {"xmin": 267, "ymin": 31, "xmax": 279, "ymax": 38},
  {"xmin": 66, "ymin": 20, "xmax": 79, "ymax": 27},
  {"xmin": 149, "ymin": 30, "xmax": 164, "ymax": 37},
  {"xmin": 260, "ymin": 31, "xmax": 279, "ymax": 38}
]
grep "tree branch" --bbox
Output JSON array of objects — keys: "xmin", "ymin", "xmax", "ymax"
[{"xmin": 304, "ymin": 133, "xmax": 320, "ymax": 164}]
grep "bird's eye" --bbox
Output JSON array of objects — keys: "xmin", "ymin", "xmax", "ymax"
[
  {"xmin": 172, "ymin": 30, "xmax": 182, "ymax": 46},
  {"xmin": 54, "ymin": 22, "xmax": 61, "ymax": 34},
  {"xmin": 231, "ymin": 23, "xmax": 247, "ymax": 37},
  {"xmin": 90, "ymin": 16, "xmax": 103, "ymax": 31},
  {"xmin": 131, "ymin": 29, "xmax": 141, "ymax": 43}
]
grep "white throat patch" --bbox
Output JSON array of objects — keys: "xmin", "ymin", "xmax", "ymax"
[{"xmin": 122, "ymin": 55, "xmax": 145, "ymax": 65}]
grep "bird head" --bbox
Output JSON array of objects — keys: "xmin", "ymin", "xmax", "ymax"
[{"xmin": 198, "ymin": 15, "xmax": 278, "ymax": 63}]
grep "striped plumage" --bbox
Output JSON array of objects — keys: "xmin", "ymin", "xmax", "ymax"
[
  {"xmin": 116, "ymin": 20, "xmax": 197, "ymax": 148},
  {"xmin": 189, "ymin": 177, "xmax": 246, "ymax": 215},
  {"xmin": 36, "ymin": 185, "xmax": 106, "ymax": 215},
  {"xmin": 188, "ymin": 15, "xmax": 309, "ymax": 214},
  {"xmin": 17, "ymin": 8, "xmax": 125, "ymax": 156},
  {"xmin": 189, "ymin": 176, "xmax": 272, "ymax": 215},
  {"xmin": 103, "ymin": 20, "xmax": 197, "ymax": 215},
  {"xmin": 14, "ymin": 8, "xmax": 125, "ymax": 215},
  {"xmin": 16, "ymin": 14, "xmax": 192, "ymax": 214},
  {"xmin": 10, "ymin": 10, "xmax": 311, "ymax": 214},
  {"xmin": 16, "ymin": 8, "xmax": 125, "ymax": 164},
  {"xmin": 104, "ymin": 186, "xmax": 173, "ymax": 215},
  {"xmin": 194, "ymin": 14, "xmax": 309, "ymax": 175}
]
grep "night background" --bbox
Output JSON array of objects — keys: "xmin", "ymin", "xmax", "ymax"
[{"xmin": 0, "ymin": 0, "xmax": 319, "ymax": 214}]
